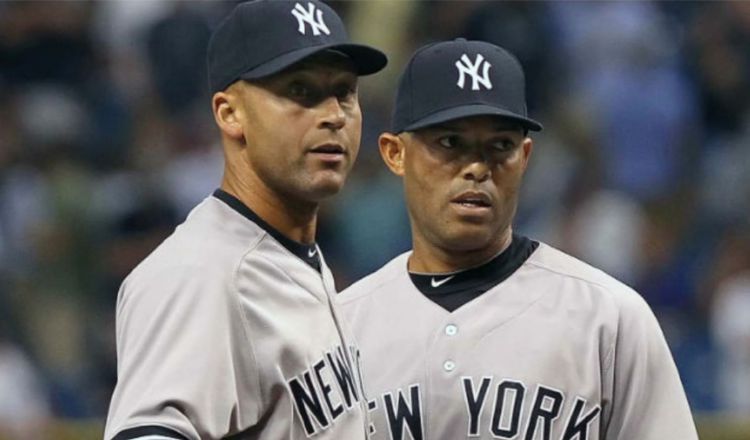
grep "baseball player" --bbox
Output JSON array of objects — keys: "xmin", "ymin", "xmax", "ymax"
[
  {"xmin": 338, "ymin": 39, "xmax": 698, "ymax": 440},
  {"xmin": 104, "ymin": 1, "xmax": 386, "ymax": 439}
]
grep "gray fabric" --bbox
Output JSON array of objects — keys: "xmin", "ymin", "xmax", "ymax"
[
  {"xmin": 338, "ymin": 243, "xmax": 698, "ymax": 440},
  {"xmin": 106, "ymin": 196, "xmax": 368, "ymax": 439}
]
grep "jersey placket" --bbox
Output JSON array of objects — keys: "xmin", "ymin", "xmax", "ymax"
[
  {"xmin": 320, "ymin": 264, "xmax": 371, "ymax": 436},
  {"xmin": 424, "ymin": 316, "xmax": 467, "ymax": 439}
]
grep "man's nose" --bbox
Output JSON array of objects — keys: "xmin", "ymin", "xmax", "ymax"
[
  {"xmin": 463, "ymin": 159, "xmax": 491, "ymax": 183},
  {"xmin": 462, "ymin": 147, "xmax": 492, "ymax": 182},
  {"xmin": 318, "ymin": 96, "xmax": 346, "ymax": 131}
]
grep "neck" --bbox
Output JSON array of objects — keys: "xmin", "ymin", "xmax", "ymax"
[
  {"xmin": 408, "ymin": 228, "xmax": 513, "ymax": 274},
  {"xmin": 221, "ymin": 167, "xmax": 318, "ymax": 245}
]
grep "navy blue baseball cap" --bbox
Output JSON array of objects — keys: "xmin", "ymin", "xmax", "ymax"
[
  {"xmin": 207, "ymin": 0, "xmax": 388, "ymax": 94},
  {"xmin": 392, "ymin": 39, "xmax": 542, "ymax": 133}
]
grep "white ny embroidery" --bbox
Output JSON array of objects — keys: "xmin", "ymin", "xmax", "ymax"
[
  {"xmin": 291, "ymin": 2, "xmax": 331, "ymax": 36},
  {"xmin": 455, "ymin": 54, "xmax": 493, "ymax": 91}
]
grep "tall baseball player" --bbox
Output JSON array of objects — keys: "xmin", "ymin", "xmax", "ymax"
[
  {"xmin": 104, "ymin": 1, "xmax": 386, "ymax": 439},
  {"xmin": 338, "ymin": 39, "xmax": 698, "ymax": 440}
]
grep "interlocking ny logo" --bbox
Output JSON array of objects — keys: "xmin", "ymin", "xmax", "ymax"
[
  {"xmin": 292, "ymin": 2, "xmax": 330, "ymax": 36},
  {"xmin": 455, "ymin": 54, "xmax": 492, "ymax": 90}
]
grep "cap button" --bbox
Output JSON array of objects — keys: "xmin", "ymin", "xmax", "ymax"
[{"xmin": 455, "ymin": 38, "xmax": 467, "ymax": 42}]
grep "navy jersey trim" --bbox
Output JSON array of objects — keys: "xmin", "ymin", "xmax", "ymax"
[
  {"xmin": 409, "ymin": 234, "xmax": 539, "ymax": 312},
  {"xmin": 213, "ymin": 189, "xmax": 321, "ymax": 271},
  {"xmin": 112, "ymin": 426, "xmax": 189, "ymax": 439}
]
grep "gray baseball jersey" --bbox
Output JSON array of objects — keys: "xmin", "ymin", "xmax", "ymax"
[
  {"xmin": 105, "ymin": 190, "xmax": 368, "ymax": 440},
  {"xmin": 338, "ymin": 237, "xmax": 698, "ymax": 440}
]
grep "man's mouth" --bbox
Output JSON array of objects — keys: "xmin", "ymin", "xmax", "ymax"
[
  {"xmin": 451, "ymin": 191, "xmax": 492, "ymax": 208},
  {"xmin": 307, "ymin": 143, "xmax": 347, "ymax": 164},
  {"xmin": 309, "ymin": 143, "xmax": 345, "ymax": 155}
]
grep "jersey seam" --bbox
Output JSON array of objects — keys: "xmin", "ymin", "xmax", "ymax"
[
  {"xmin": 257, "ymin": 245, "xmax": 328, "ymax": 305},
  {"xmin": 237, "ymin": 231, "xmax": 328, "ymax": 304},
  {"xmin": 526, "ymin": 255, "xmax": 620, "ymax": 373},
  {"xmin": 232, "ymin": 230, "xmax": 266, "ymax": 420},
  {"xmin": 115, "ymin": 263, "xmax": 244, "ymax": 439},
  {"xmin": 524, "ymin": 259, "xmax": 618, "ymax": 293},
  {"xmin": 600, "ymin": 304, "xmax": 620, "ymax": 436},
  {"xmin": 474, "ymin": 287, "xmax": 549, "ymax": 346},
  {"xmin": 601, "ymin": 306, "xmax": 619, "ymax": 374},
  {"xmin": 253, "ymin": 222, "xmax": 322, "ymax": 272}
]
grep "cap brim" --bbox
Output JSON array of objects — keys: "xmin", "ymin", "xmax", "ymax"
[
  {"xmin": 240, "ymin": 43, "xmax": 387, "ymax": 80},
  {"xmin": 401, "ymin": 104, "xmax": 543, "ymax": 133}
]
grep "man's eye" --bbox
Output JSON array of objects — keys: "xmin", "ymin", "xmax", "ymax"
[
  {"xmin": 333, "ymin": 83, "xmax": 357, "ymax": 101},
  {"xmin": 289, "ymin": 82, "xmax": 312, "ymax": 98},
  {"xmin": 492, "ymin": 139, "xmax": 516, "ymax": 151},
  {"xmin": 438, "ymin": 135, "xmax": 460, "ymax": 149}
]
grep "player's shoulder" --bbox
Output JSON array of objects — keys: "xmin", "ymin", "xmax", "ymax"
[
  {"xmin": 527, "ymin": 242, "xmax": 626, "ymax": 288},
  {"xmin": 337, "ymin": 251, "xmax": 411, "ymax": 305},
  {"xmin": 139, "ymin": 196, "xmax": 262, "ymax": 265},
  {"xmin": 528, "ymin": 242, "xmax": 648, "ymax": 311},
  {"xmin": 122, "ymin": 196, "xmax": 265, "ymax": 299}
]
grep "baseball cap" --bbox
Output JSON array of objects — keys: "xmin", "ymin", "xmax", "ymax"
[
  {"xmin": 207, "ymin": 0, "xmax": 388, "ymax": 94},
  {"xmin": 392, "ymin": 39, "xmax": 542, "ymax": 133}
]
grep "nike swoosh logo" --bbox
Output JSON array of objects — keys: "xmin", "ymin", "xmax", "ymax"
[
  {"xmin": 431, "ymin": 275, "xmax": 455, "ymax": 288},
  {"xmin": 308, "ymin": 248, "xmax": 318, "ymax": 258}
]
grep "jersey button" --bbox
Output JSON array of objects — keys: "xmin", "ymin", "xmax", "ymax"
[
  {"xmin": 443, "ymin": 360, "xmax": 456, "ymax": 372},
  {"xmin": 445, "ymin": 324, "xmax": 458, "ymax": 336}
]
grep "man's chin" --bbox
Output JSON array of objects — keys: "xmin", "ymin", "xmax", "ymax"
[
  {"xmin": 441, "ymin": 227, "xmax": 500, "ymax": 252},
  {"xmin": 304, "ymin": 173, "xmax": 348, "ymax": 200}
]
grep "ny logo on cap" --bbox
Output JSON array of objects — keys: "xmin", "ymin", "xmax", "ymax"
[
  {"xmin": 291, "ymin": 2, "xmax": 330, "ymax": 36},
  {"xmin": 455, "ymin": 54, "xmax": 492, "ymax": 91}
]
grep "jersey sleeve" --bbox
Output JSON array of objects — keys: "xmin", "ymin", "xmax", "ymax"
[
  {"xmin": 104, "ymin": 265, "xmax": 260, "ymax": 440},
  {"xmin": 602, "ymin": 290, "xmax": 698, "ymax": 440}
]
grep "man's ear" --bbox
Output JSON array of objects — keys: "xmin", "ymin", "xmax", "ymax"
[
  {"xmin": 378, "ymin": 132, "xmax": 406, "ymax": 177},
  {"xmin": 520, "ymin": 137, "xmax": 533, "ymax": 171},
  {"xmin": 212, "ymin": 90, "xmax": 244, "ymax": 141}
]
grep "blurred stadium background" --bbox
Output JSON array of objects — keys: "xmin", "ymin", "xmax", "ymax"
[{"xmin": 0, "ymin": 0, "xmax": 749, "ymax": 438}]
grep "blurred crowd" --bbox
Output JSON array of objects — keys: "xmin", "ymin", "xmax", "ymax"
[{"xmin": 0, "ymin": 0, "xmax": 749, "ymax": 435}]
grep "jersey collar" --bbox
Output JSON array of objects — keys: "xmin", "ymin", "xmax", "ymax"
[
  {"xmin": 408, "ymin": 234, "xmax": 539, "ymax": 312},
  {"xmin": 213, "ymin": 189, "xmax": 321, "ymax": 271}
]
